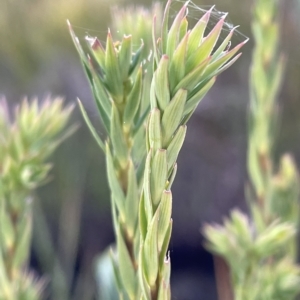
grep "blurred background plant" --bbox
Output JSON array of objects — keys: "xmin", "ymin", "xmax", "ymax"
[
  {"xmin": 1, "ymin": 0, "xmax": 300, "ymax": 299},
  {"xmin": 204, "ymin": 0, "xmax": 300, "ymax": 299},
  {"xmin": 0, "ymin": 97, "xmax": 74, "ymax": 299}
]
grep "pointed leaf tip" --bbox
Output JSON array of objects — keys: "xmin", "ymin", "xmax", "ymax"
[{"xmin": 91, "ymin": 38, "xmax": 104, "ymax": 51}]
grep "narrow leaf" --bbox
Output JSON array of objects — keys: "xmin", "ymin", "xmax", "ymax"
[
  {"xmin": 78, "ymin": 99, "xmax": 105, "ymax": 152},
  {"xmin": 153, "ymin": 15, "xmax": 160, "ymax": 68},
  {"xmin": 106, "ymin": 143, "xmax": 126, "ymax": 218},
  {"xmin": 143, "ymin": 211, "xmax": 159, "ymax": 287},
  {"xmin": 161, "ymin": 89, "xmax": 187, "ymax": 147},
  {"xmin": 119, "ymin": 35, "xmax": 132, "ymax": 80},
  {"xmin": 161, "ymin": 0, "xmax": 172, "ymax": 55},
  {"xmin": 148, "ymin": 109, "xmax": 162, "ymax": 152},
  {"xmin": 116, "ymin": 226, "xmax": 137, "ymax": 298},
  {"xmin": 174, "ymin": 57, "xmax": 211, "ymax": 94},
  {"xmin": 143, "ymin": 151, "xmax": 153, "ymax": 223},
  {"xmin": 124, "ymin": 66, "xmax": 143, "ymax": 128},
  {"xmin": 202, "ymin": 40, "xmax": 247, "ymax": 79},
  {"xmin": 154, "ymin": 55, "xmax": 170, "ymax": 111},
  {"xmin": 211, "ymin": 27, "xmax": 236, "ymax": 62},
  {"xmin": 125, "ymin": 160, "xmax": 139, "ymax": 239},
  {"xmin": 111, "ymin": 103, "xmax": 128, "ymax": 168},
  {"xmin": 90, "ymin": 37, "xmax": 106, "ymax": 70},
  {"xmin": 139, "ymin": 194, "xmax": 148, "ymax": 241},
  {"xmin": 150, "ymin": 149, "xmax": 168, "ymax": 208},
  {"xmin": 179, "ymin": 17, "xmax": 188, "ymax": 41},
  {"xmin": 169, "ymin": 32, "xmax": 189, "ymax": 93},
  {"xmin": 157, "ymin": 190, "xmax": 172, "ymax": 250},
  {"xmin": 159, "ymin": 221, "xmax": 172, "ymax": 269},
  {"xmin": 167, "ymin": 163, "xmax": 177, "ymax": 190},
  {"xmin": 185, "ymin": 16, "xmax": 226, "ymax": 73},
  {"xmin": 187, "ymin": 8, "xmax": 212, "ymax": 57},
  {"xmin": 105, "ymin": 31, "xmax": 123, "ymax": 103},
  {"xmin": 129, "ymin": 41, "xmax": 144, "ymax": 76},
  {"xmin": 139, "ymin": 244, "xmax": 151, "ymax": 300},
  {"xmin": 183, "ymin": 77, "xmax": 215, "ymax": 115},
  {"xmin": 209, "ymin": 52, "xmax": 243, "ymax": 78},
  {"xmin": 166, "ymin": 3, "xmax": 188, "ymax": 58},
  {"xmin": 92, "ymin": 74, "xmax": 112, "ymax": 119},
  {"xmin": 133, "ymin": 104, "xmax": 150, "ymax": 137},
  {"xmin": 166, "ymin": 125, "xmax": 186, "ymax": 170}
]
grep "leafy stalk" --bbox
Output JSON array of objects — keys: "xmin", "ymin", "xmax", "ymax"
[
  {"xmin": 204, "ymin": 0, "xmax": 300, "ymax": 299},
  {"xmin": 69, "ymin": 20, "xmax": 149, "ymax": 300},
  {"xmin": 0, "ymin": 97, "xmax": 74, "ymax": 300},
  {"xmin": 138, "ymin": 2, "xmax": 247, "ymax": 299}
]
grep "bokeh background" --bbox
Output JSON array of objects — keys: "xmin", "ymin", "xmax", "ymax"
[{"xmin": 1, "ymin": 0, "xmax": 300, "ymax": 299}]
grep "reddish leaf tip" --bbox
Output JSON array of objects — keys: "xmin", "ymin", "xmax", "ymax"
[{"xmin": 91, "ymin": 38, "xmax": 103, "ymax": 51}]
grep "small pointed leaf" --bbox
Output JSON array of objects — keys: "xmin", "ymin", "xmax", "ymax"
[
  {"xmin": 166, "ymin": 125, "xmax": 187, "ymax": 170},
  {"xmin": 185, "ymin": 16, "xmax": 225, "ymax": 73},
  {"xmin": 143, "ymin": 151, "xmax": 153, "ymax": 223},
  {"xmin": 187, "ymin": 9, "xmax": 212, "ymax": 57},
  {"xmin": 105, "ymin": 32, "xmax": 123, "ymax": 102},
  {"xmin": 143, "ymin": 211, "xmax": 159, "ymax": 287},
  {"xmin": 154, "ymin": 56, "xmax": 170, "ymax": 110},
  {"xmin": 124, "ymin": 67, "xmax": 143, "ymax": 129},
  {"xmin": 169, "ymin": 33, "xmax": 189, "ymax": 93},
  {"xmin": 125, "ymin": 160, "xmax": 139, "ymax": 239},
  {"xmin": 161, "ymin": 89, "xmax": 187, "ymax": 147},
  {"xmin": 166, "ymin": 3, "xmax": 188, "ymax": 58},
  {"xmin": 111, "ymin": 103, "xmax": 128, "ymax": 168},
  {"xmin": 119, "ymin": 35, "xmax": 132, "ymax": 80},
  {"xmin": 150, "ymin": 149, "xmax": 167, "ymax": 208},
  {"xmin": 183, "ymin": 77, "xmax": 215, "ymax": 115},
  {"xmin": 174, "ymin": 57, "xmax": 211, "ymax": 94},
  {"xmin": 157, "ymin": 191, "xmax": 172, "ymax": 250},
  {"xmin": 148, "ymin": 109, "xmax": 162, "ymax": 152},
  {"xmin": 106, "ymin": 143, "xmax": 126, "ymax": 217},
  {"xmin": 90, "ymin": 37, "xmax": 106, "ymax": 70},
  {"xmin": 78, "ymin": 100, "xmax": 105, "ymax": 152},
  {"xmin": 116, "ymin": 226, "xmax": 137, "ymax": 298}
]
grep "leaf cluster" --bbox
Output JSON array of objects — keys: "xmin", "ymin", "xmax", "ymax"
[
  {"xmin": 0, "ymin": 97, "xmax": 74, "ymax": 300},
  {"xmin": 204, "ymin": 210, "xmax": 300, "ymax": 300}
]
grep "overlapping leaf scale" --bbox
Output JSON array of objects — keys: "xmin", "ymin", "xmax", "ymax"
[
  {"xmin": 105, "ymin": 32, "xmax": 123, "ymax": 103},
  {"xmin": 186, "ymin": 8, "xmax": 211, "ymax": 57},
  {"xmin": 166, "ymin": 3, "xmax": 188, "ymax": 59},
  {"xmin": 185, "ymin": 16, "xmax": 225, "ymax": 74},
  {"xmin": 140, "ymin": 2, "xmax": 247, "ymax": 299},
  {"xmin": 169, "ymin": 33, "xmax": 189, "ymax": 93}
]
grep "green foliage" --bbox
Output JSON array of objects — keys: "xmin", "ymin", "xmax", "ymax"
[
  {"xmin": 204, "ymin": 210, "xmax": 300, "ymax": 300},
  {"xmin": 73, "ymin": 1, "xmax": 245, "ymax": 299},
  {"xmin": 138, "ymin": 1, "xmax": 246, "ymax": 299},
  {"xmin": 0, "ymin": 97, "xmax": 74, "ymax": 299},
  {"xmin": 204, "ymin": 0, "xmax": 300, "ymax": 299},
  {"xmin": 69, "ymin": 5, "xmax": 152, "ymax": 298},
  {"xmin": 111, "ymin": 3, "xmax": 163, "ymax": 60},
  {"xmin": 1, "ymin": 0, "xmax": 299, "ymax": 299}
]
